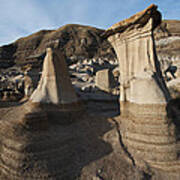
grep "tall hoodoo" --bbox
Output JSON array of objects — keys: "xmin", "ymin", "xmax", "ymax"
[
  {"xmin": 103, "ymin": 4, "xmax": 170, "ymax": 104},
  {"xmin": 103, "ymin": 4, "xmax": 180, "ymax": 176}
]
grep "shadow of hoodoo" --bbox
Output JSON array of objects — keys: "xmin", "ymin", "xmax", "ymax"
[
  {"xmin": 0, "ymin": 107, "xmax": 113, "ymax": 180},
  {"xmin": 0, "ymin": 48, "xmax": 113, "ymax": 179},
  {"xmin": 103, "ymin": 4, "xmax": 180, "ymax": 177}
]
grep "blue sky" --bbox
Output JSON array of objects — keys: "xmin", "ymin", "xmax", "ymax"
[{"xmin": 0, "ymin": 0, "xmax": 180, "ymax": 46}]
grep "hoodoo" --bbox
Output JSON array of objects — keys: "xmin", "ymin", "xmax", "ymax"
[
  {"xmin": 103, "ymin": 4, "xmax": 180, "ymax": 177},
  {"xmin": 30, "ymin": 47, "xmax": 79, "ymax": 105},
  {"xmin": 103, "ymin": 4, "xmax": 170, "ymax": 104},
  {"xmin": 0, "ymin": 48, "xmax": 83, "ymax": 179},
  {"xmin": 28, "ymin": 47, "xmax": 82, "ymax": 124}
]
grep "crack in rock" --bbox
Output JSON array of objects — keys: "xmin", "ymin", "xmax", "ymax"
[{"xmin": 111, "ymin": 118, "xmax": 136, "ymax": 167}]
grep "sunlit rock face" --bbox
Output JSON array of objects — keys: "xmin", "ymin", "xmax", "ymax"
[
  {"xmin": 30, "ymin": 48, "xmax": 79, "ymax": 105},
  {"xmin": 103, "ymin": 4, "xmax": 170, "ymax": 104},
  {"xmin": 119, "ymin": 102, "xmax": 180, "ymax": 174}
]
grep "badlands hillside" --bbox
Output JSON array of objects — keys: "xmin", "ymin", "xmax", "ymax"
[
  {"xmin": 0, "ymin": 20, "xmax": 180, "ymax": 67},
  {"xmin": 0, "ymin": 24, "xmax": 115, "ymax": 67}
]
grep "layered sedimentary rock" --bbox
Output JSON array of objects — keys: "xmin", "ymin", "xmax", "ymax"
[
  {"xmin": 103, "ymin": 4, "xmax": 170, "ymax": 104},
  {"xmin": 0, "ymin": 104, "xmax": 82, "ymax": 179},
  {"xmin": 120, "ymin": 103, "xmax": 180, "ymax": 175},
  {"xmin": 0, "ymin": 24, "xmax": 115, "ymax": 69},
  {"xmin": 103, "ymin": 4, "xmax": 180, "ymax": 176},
  {"xmin": 0, "ymin": 48, "xmax": 83, "ymax": 179}
]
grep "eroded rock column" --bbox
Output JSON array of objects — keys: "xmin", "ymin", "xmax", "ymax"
[
  {"xmin": 103, "ymin": 4, "xmax": 169, "ymax": 104},
  {"xmin": 103, "ymin": 4, "xmax": 180, "ymax": 175}
]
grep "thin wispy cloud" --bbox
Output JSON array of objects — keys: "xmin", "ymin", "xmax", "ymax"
[{"xmin": 0, "ymin": 0, "xmax": 180, "ymax": 46}]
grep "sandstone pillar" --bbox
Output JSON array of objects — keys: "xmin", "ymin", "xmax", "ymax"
[
  {"xmin": 102, "ymin": 4, "xmax": 180, "ymax": 174},
  {"xmin": 103, "ymin": 4, "xmax": 170, "ymax": 105}
]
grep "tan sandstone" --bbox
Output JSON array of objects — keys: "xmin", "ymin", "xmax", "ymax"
[
  {"xmin": 30, "ymin": 48, "xmax": 79, "ymax": 105},
  {"xmin": 103, "ymin": 4, "xmax": 170, "ymax": 104}
]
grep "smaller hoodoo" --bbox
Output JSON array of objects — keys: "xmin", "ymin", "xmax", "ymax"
[
  {"xmin": 28, "ymin": 47, "xmax": 83, "ymax": 124},
  {"xmin": 0, "ymin": 48, "xmax": 83, "ymax": 179},
  {"xmin": 30, "ymin": 47, "xmax": 79, "ymax": 105}
]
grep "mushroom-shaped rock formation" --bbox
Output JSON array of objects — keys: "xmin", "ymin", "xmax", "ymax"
[
  {"xmin": 102, "ymin": 4, "xmax": 170, "ymax": 104},
  {"xmin": 0, "ymin": 48, "xmax": 83, "ymax": 179},
  {"xmin": 103, "ymin": 4, "xmax": 180, "ymax": 176}
]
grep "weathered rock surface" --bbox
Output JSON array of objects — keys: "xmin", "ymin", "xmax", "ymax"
[
  {"xmin": 155, "ymin": 20, "xmax": 180, "ymax": 96},
  {"xmin": 103, "ymin": 4, "xmax": 170, "ymax": 104},
  {"xmin": 1, "ymin": 93, "xmax": 179, "ymax": 180},
  {"xmin": 30, "ymin": 48, "xmax": 79, "ymax": 105},
  {"xmin": 29, "ymin": 47, "xmax": 82, "ymax": 125},
  {"xmin": 119, "ymin": 103, "xmax": 179, "ymax": 172},
  {"xmin": 0, "ymin": 4, "xmax": 180, "ymax": 180},
  {"xmin": 0, "ymin": 56, "xmax": 119, "ymax": 102},
  {"xmin": 1, "ymin": 19, "xmax": 180, "ymax": 100},
  {"xmin": 0, "ymin": 99, "xmax": 147, "ymax": 180},
  {"xmin": 0, "ymin": 67, "xmax": 25, "ymax": 101},
  {"xmin": 0, "ymin": 19, "xmax": 180, "ymax": 77},
  {"xmin": 0, "ymin": 101, "xmax": 90, "ymax": 179}
]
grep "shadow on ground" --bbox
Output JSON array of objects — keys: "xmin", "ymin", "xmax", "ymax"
[{"xmin": 0, "ymin": 92, "xmax": 118, "ymax": 179}]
